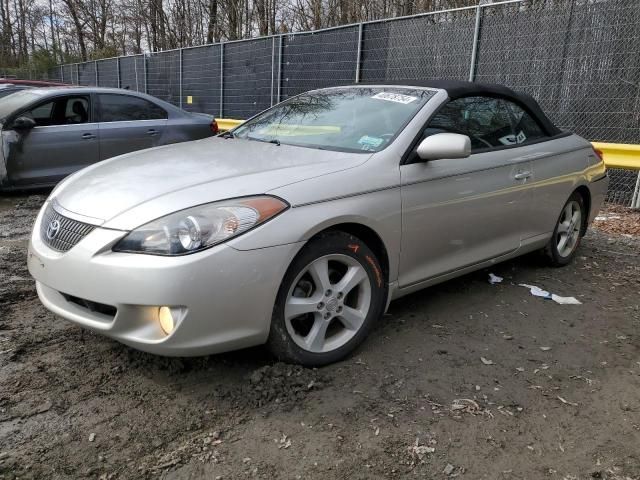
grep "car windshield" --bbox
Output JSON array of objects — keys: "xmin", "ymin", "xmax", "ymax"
[
  {"xmin": 233, "ymin": 87, "xmax": 435, "ymax": 153},
  {"xmin": 0, "ymin": 90, "xmax": 42, "ymax": 122},
  {"xmin": 0, "ymin": 88, "xmax": 27, "ymax": 100}
]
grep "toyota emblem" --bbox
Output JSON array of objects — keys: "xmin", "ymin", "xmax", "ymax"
[{"xmin": 46, "ymin": 219, "xmax": 61, "ymax": 240}]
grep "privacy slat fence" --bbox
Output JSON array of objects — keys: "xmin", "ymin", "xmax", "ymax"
[{"xmin": 46, "ymin": 0, "xmax": 640, "ymax": 206}]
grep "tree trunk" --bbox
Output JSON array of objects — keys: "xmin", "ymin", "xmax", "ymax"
[
  {"xmin": 48, "ymin": 0, "xmax": 57, "ymax": 62},
  {"xmin": 63, "ymin": 0, "xmax": 88, "ymax": 60},
  {"xmin": 206, "ymin": 0, "xmax": 218, "ymax": 43}
]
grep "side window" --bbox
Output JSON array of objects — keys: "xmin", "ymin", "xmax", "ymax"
[
  {"xmin": 425, "ymin": 96, "xmax": 514, "ymax": 151},
  {"xmin": 505, "ymin": 101, "xmax": 548, "ymax": 145},
  {"xmin": 23, "ymin": 96, "xmax": 90, "ymax": 126},
  {"xmin": 98, "ymin": 94, "xmax": 168, "ymax": 122},
  {"xmin": 24, "ymin": 101, "xmax": 55, "ymax": 126}
]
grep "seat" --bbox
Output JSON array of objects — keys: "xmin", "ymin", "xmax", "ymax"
[{"xmin": 67, "ymin": 100, "xmax": 88, "ymax": 124}]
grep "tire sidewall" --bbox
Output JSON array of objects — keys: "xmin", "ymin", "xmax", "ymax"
[
  {"xmin": 547, "ymin": 192, "xmax": 585, "ymax": 266},
  {"xmin": 268, "ymin": 231, "xmax": 387, "ymax": 366}
]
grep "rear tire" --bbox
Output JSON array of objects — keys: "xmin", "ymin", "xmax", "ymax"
[
  {"xmin": 267, "ymin": 231, "xmax": 387, "ymax": 367},
  {"xmin": 543, "ymin": 192, "xmax": 585, "ymax": 267}
]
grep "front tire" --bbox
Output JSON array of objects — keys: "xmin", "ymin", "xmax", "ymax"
[
  {"xmin": 543, "ymin": 192, "xmax": 585, "ymax": 266},
  {"xmin": 267, "ymin": 231, "xmax": 387, "ymax": 367}
]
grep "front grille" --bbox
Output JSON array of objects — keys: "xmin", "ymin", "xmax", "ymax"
[
  {"xmin": 61, "ymin": 293, "xmax": 117, "ymax": 318},
  {"xmin": 40, "ymin": 203, "xmax": 95, "ymax": 252}
]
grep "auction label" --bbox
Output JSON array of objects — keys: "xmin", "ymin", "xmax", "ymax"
[{"xmin": 371, "ymin": 92, "xmax": 418, "ymax": 104}]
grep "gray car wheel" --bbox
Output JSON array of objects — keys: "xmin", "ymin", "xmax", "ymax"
[
  {"xmin": 544, "ymin": 192, "xmax": 585, "ymax": 266},
  {"xmin": 268, "ymin": 231, "xmax": 386, "ymax": 366}
]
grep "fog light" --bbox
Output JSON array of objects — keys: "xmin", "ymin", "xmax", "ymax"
[{"xmin": 158, "ymin": 306, "xmax": 175, "ymax": 335}]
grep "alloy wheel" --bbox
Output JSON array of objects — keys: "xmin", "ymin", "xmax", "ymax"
[
  {"xmin": 284, "ymin": 254, "xmax": 372, "ymax": 353},
  {"xmin": 556, "ymin": 200, "xmax": 582, "ymax": 258}
]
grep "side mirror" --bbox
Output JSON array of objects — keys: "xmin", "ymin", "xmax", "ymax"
[
  {"xmin": 11, "ymin": 116, "xmax": 36, "ymax": 131},
  {"xmin": 416, "ymin": 133, "xmax": 471, "ymax": 161}
]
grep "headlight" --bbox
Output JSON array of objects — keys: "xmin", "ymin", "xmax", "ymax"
[{"xmin": 113, "ymin": 196, "xmax": 288, "ymax": 255}]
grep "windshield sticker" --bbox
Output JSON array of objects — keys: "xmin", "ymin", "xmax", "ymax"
[
  {"xmin": 371, "ymin": 92, "xmax": 418, "ymax": 104},
  {"xmin": 358, "ymin": 135, "xmax": 384, "ymax": 150}
]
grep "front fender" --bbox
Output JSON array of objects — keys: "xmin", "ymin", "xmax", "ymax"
[{"xmin": 228, "ymin": 186, "xmax": 402, "ymax": 282}]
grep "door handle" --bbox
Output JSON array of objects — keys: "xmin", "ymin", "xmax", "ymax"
[
  {"xmin": 146, "ymin": 129, "xmax": 159, "ymax": 136},
  {"xmin": 514, "ymin": 171, "xmax": 532, "ymax": 180},
  {"xmin": 81, "ymin": 133, "xmax": 96, "ymax": 140}
]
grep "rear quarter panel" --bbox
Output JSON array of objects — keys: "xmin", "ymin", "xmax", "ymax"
[
  {"xmin": 160, "ymin": 113, "xmax": 214, "ymax": 145},
  {"xmin": 526, "ymin": 134, "xmax": 600, "ymax": 239}
]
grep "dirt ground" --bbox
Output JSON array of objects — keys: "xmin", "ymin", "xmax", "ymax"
[{"xmin": 1, "ymin": 194, "xmax": 639, "ymax": 480}]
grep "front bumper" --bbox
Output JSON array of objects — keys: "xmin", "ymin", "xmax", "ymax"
[{"xmin": 28, "ymin": 203, "xmax": 303, "ymax": 356}]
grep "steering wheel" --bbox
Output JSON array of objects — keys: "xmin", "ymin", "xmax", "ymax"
[{"xmin": 472, "ymin": 135, "xmax": 493, "ymax": 148}]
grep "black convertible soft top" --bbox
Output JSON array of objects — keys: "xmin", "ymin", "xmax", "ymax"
[{"xmin": 360, "ymin": 79, "xmax": 562, "ymax": 137}]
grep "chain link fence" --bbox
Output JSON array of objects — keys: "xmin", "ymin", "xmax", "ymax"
[
  {"xmin": 182, "ymin": 45, "xmax": 222, "ymax": 115},
  {"xmin": 605, "ymin": 169, "xmax": 639, "ymax": 206},
  {"xmin": 47, "ymin": 0, "xmax": 640, "ymax": 207},
  {"xmin": 223, "ymin": 38, "xmax": 274, "ymax": 119}
]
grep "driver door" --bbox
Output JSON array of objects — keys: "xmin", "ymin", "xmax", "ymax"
[
  {"xmin": 398, "ymin": 96, "xmax": 533, "ymax": 287},
  {"xmin": 6, "ymin": 94, "xmax": 99, "ymax": 186}
]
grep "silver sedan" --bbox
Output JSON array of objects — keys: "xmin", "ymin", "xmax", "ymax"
[
  {"xmin": 27, "ymin": 81, "xmax": 608, "ymax": 366},
  {"xmin": 0, "ymin": 87, "xmax": 217, "ymax": 189}
]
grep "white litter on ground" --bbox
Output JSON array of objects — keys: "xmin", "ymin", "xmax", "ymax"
[
  {"xmin": 408, "ymin": 438, "xmax": 435, "ymax": 460},
  {"xmin": 551, "ymin": 295, "xmax": 582, "ymax": 305},
  {"xmin": 519, "ymin": 284, "xmax": 582, "ymax": 305},
  {"xmin": 488, "ymin": 273, "xmax": 503, "ymax": 284}
]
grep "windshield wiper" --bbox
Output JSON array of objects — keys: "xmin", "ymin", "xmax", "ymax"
[
  {"xmin": 220, "ymin": 131, "xmax": 235, "ymax": 139},
  {"xmin": 247, "ymin": 135, "xmax": 281, "ymax": 146}
]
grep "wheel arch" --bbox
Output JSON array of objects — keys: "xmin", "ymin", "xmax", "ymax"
[
  {"xmin": 307, "ymin": 222, "xmax": 391, "ymax": 285},
  {"xmin": 573, "ymin": 184, "xmax": 592, "ymax": 236}
]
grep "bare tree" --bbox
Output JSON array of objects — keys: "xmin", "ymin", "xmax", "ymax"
[
  {"xmin": 0, "ymin": 0, "xmax": 481, "ymax": 75},
  {"xmin": 61, "ymin": 0, "xmax": 88, "ymax": 59}
]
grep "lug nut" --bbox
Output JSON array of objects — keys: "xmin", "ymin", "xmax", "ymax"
[
  {"xmin": 336, "ymin": 306, "xmax": 343, "ymax": 313},
  {"xmin": 317, "ymin": 302, "xmax": 324, "ymax": 310},
  {"xmin": 324, "ymin": 312, "xmax": 331, "ymax": 320},
  {"xmin": 325, "ymin": 289, "xmax": 332, "ymax": 297},
  {"xmin": 336, "ymin": 292, "xmax": 343, "ymax": 299}
]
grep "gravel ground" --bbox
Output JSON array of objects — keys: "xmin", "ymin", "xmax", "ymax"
[{"xmin": 1, "ymin": 194, "xmax": 639, "ymax": 480}]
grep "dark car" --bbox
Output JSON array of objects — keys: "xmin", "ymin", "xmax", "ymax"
[
  {"xmin": 0, "ymin": 79, "xmax": 68, "ymax": 87},
  {"xmin": 0, "ymin": 87, "xmax": 218, "ymax": 189},
  {"xmin": 0, "ymin": 84, "xmax": 32, "ymax": 99},
  {"xmin": 0, "ymin": 79, "xmax": 71, "ymax": 99}
]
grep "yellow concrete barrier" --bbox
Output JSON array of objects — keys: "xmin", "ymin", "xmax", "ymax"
[
  {"xmin": 592, "ymin": 142, "xmax": 640, "ymax": 170},
  {"xmin": 216, "ymin": 119, "xmax": 339, "ymax": 136},
  {"xmin": 215, "ymin": 120, "xmax": 640, "ymax": 172},
  {"xmin": 216, "ymin": 118, "xmax": 243, "ymax": 131}
]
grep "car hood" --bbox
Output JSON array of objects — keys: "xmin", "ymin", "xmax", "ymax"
[{"xmin": 53, "ymin": 137, "xmax": 370, "ymax": 230}]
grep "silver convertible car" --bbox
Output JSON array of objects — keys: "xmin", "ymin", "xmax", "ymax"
[
  {"xmin": 27, "ymin": 81, "xmax": 608, "ymax": 366},
  {"xmin": 0, "ymin": 87, "xmax": 216, "ymax": 189}
]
